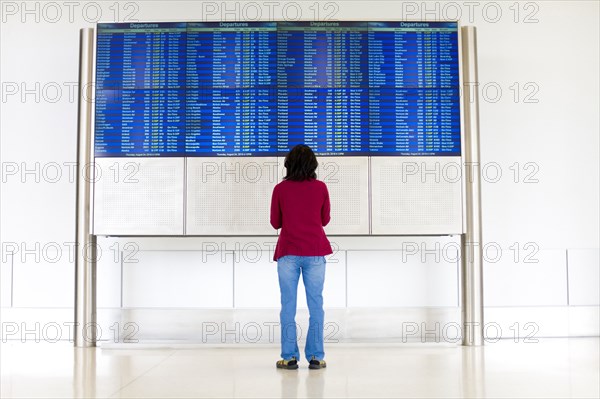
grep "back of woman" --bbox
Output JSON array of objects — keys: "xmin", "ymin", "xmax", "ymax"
[
  {"xmin": 270, "ymin": 178, "xmax": 332, "ymax": 260},
  {"xmin": 270, "ymin": 144, "xmax": 332, "ymax": 370}
]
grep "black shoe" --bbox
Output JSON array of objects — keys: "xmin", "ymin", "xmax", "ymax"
[
  {"xmin": 276, "ymin": 357, "xmax": 298, "ymax": 370},
  {"xmin": 308, "ymin": 356, "xmax": 326, "ymax": 369}
]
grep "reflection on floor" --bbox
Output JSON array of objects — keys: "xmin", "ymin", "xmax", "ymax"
[{"xmin": 1, "ymin": 338, "xmax": 599, "ymax": 398}]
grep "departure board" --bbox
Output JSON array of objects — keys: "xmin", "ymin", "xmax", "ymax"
[
  {"xmin": 276, "ymin": 22, "xmax": 370, "ymax": 155},
  {"xmin": 94, "ymin": 21, "xmax": 461, "ymax": 157},
  {"xmin": 367, "ymin": 22, "xmax": 460, "ymax": 155},
  {"xmin": 186, "ymin": 22, "xmax": 278, "ymax": 155}
]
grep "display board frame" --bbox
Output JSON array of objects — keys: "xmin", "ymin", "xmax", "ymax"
[{"xmin": 76, "ymin": 23, "xmax": 484, "ymax": 348}]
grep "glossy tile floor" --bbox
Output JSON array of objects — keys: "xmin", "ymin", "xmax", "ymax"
[{"xmin": 1, "ymin": 338, "xmax": 599, "ymax": 398}]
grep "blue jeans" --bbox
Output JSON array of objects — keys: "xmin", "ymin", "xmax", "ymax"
[{"xmin": 277, "ymin": 255, "xmax": 326, "ymax": 362}]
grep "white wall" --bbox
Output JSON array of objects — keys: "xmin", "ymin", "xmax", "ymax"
[{"xmin": 1, "ymin": 1, "xmax": 598, "ymax": 340}]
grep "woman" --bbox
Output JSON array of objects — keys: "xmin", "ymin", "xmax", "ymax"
[{"xmin": 270, "ymin": 144, "xmax": 333, "ymax": 370}]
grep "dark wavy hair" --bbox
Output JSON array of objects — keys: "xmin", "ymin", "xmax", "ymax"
[{"xmin": 283, "ymin": 144, "xmax": 318, "ymax": 181}]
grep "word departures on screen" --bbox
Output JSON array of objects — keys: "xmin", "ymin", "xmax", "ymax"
[{"xmin": 94, "ymin": 21, "xmax": 461, "ymax": 158}]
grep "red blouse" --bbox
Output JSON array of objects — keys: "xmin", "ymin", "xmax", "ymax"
[{"xmin": 270, "ymin": 178, "xmax": 333, "ymax": 261}]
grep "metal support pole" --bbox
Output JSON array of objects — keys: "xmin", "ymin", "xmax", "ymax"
[
  {"xmin": 74, "ymin": 347, "xmax": 97, "ymax": 396},
  {"xmin": 74, "ymin": 28, "xmax": 96, "ymax": 347},
  {"xmin": 461, "ymin": 26, "xmax": 484, "ymax": 346}
]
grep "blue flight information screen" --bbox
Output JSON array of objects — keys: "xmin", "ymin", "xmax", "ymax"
[{"xmin": 94, "ymin": 21, "xmax": 461, "ymax": 157}]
